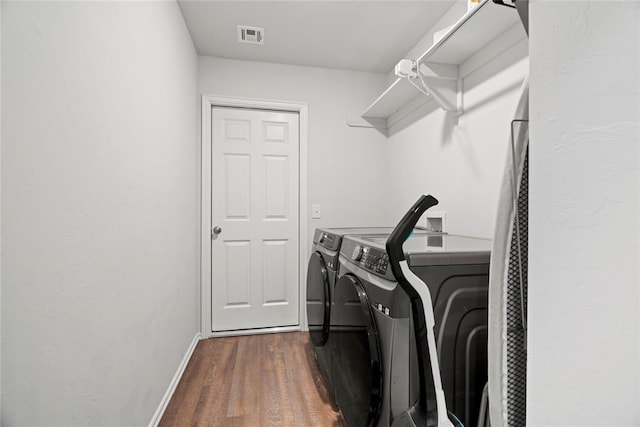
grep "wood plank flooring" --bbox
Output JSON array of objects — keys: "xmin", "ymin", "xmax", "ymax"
[{"xmin": 159, "ymin": 332, "xmax": 345, "ymax": 427}]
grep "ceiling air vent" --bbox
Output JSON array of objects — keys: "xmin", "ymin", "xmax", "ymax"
[{"xmin": 237, "ymin": 25, "xmax": 264, "ymax": 45}]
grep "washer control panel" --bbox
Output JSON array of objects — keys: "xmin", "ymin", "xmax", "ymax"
[
  {"xmin": 313, "ymin": 229, "xmax": 340, "ymax": 251},
  {"xmin": 351, "ymin": 245, "xmax": 389, "ymax": 276},
  {"xmin": 362, "ymin": 247, "xmax": 389, "ymax": 275},
  {"xmin": 341, "ymin": 236, "xmax": 396, "ymax": 281}
]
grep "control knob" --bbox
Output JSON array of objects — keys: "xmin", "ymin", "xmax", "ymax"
[{"xmin": 351, "ymin": 245, "xmax": 364, "ymax": 261}]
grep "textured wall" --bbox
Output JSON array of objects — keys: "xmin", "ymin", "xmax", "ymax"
[
  {"xmin": 529, "ymin": 1, "xmax": 640, "ymax": 425},
  {"xmin": 1, "ymin": 2, "xmax": 198, "ymax": 424}
]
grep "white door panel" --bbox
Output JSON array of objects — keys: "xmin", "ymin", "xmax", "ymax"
[{"xmin": 211, "ymin": 107, "xmax": 299, "ymax": 332}]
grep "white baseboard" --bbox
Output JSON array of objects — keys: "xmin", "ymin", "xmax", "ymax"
[
  {"xmin": 149, "ymin": 332, "xmax": 201, "ymax": 427},
  {"xmin": 206, "ymin": 325, "xmax": 302, "ymax": 339}
]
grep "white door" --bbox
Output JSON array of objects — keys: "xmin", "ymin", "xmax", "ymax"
[{"xmin": 211, "ymin": 106, "xmax": 299, "ymax": 332}]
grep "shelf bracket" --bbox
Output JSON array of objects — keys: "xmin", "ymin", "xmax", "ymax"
[{"xmin": 416, "ymin": 62, "xmax": 463, "ymax": 115}]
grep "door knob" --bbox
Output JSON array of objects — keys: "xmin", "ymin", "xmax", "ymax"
[{"xmin": 212, "ymin": 226, "xmax": 222, "ymax": 236}]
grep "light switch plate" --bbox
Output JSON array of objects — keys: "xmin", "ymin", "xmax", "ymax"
[{"xmin": 311, "ymin": 204, "xmax": 321, "ymax": 219}]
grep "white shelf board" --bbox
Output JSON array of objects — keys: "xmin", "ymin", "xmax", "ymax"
[
  {"xmin": 362, "ymin": 78, "xmax": 421, "ymax": 120},
  {"xmin": 361, "ymin": 0, "xmax": 522, "ymax": 133},
  {"xmin": 420, "ymin": 0, "xmax": 520, "ymax": 66}
]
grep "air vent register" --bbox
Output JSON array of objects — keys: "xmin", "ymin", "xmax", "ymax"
[{"xmin": 237, "ymin": 25, "xmax": 264, "ymax": 45}]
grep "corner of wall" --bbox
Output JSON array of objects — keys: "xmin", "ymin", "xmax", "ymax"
[
  {"xmin": 1, "ymin": 1, "xmax": 4, "ymax": 421},
  {"xmin": 174, "ymin": 0, "xmax": 201, "ymax": 338}
]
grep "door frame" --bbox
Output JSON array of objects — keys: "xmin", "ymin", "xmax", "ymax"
[{"xmin": 200, "ymin": 94, "xmax": 309, "ymax": 338}]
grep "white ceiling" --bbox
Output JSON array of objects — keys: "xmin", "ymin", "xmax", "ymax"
[{"xmin": 178, "ymin": 1, "xmax": 456, "ymax": 73}]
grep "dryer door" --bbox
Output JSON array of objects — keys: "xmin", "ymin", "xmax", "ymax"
[
  {"xmin": 331, "ymin": 273, "xmax": 382, "ymax": 427},
  {"xmin": 306, "ymin": 251, "xmax": 330, "ymax": 346}
]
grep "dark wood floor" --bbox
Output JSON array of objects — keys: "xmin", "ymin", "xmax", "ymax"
[{"xmin": 159, "ymin": 332, "xmax": 346, "ymax": 427}]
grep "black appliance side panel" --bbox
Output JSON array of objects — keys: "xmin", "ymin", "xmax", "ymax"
[{"xmin": 409, "ymin": 264, "xmax": 489, "ymax": 427}]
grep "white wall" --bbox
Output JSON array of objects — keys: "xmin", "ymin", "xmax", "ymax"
[
  {"xmin": 1, "ymin": 2, "xmax": 199, "ymax": 425},
  {"xmin": 386, "ymin": 29, "xmax": 528, "ymax": 237},
  {"xmin": 529, "ymin": 1, "xmax": 640, "ymax": 425},
  {"xmin": 198, "ymin": 56, "xmax": 391, "ymax": 237},
  {"xmin": 0, "ymin": 2, "xmax": 3, "ymax": 420}
]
